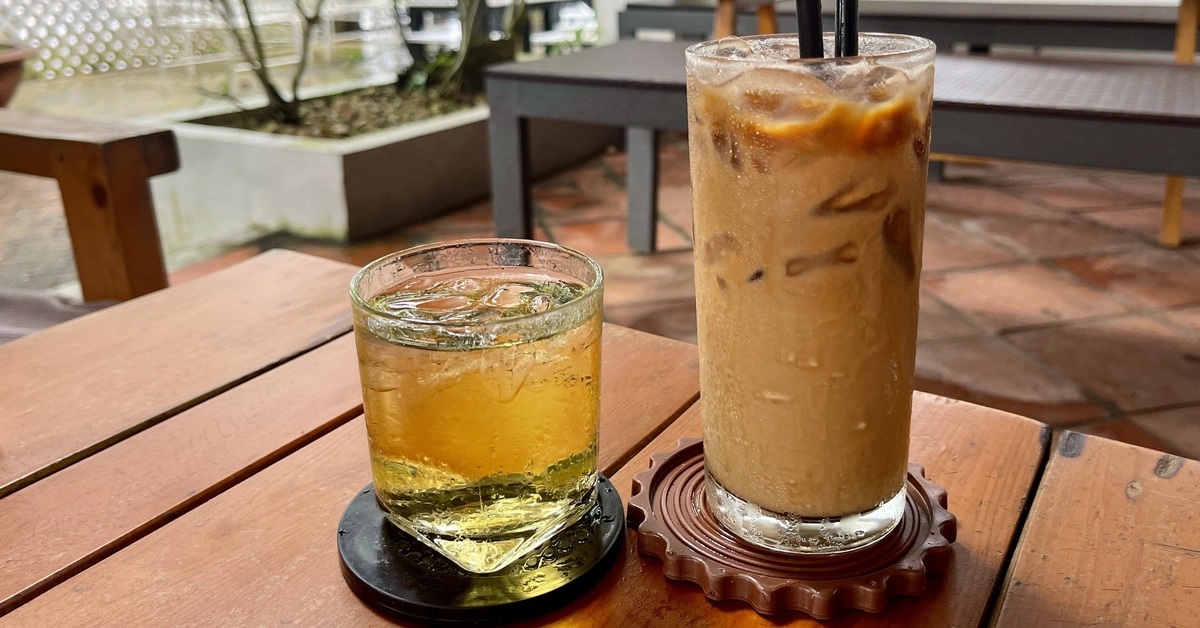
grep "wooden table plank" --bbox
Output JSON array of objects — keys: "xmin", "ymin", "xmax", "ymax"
[
  {"xmin": 0, "ymin": 335, "xmax": 362, "ymax": 616},
  {"xmin": 992, "ymin": 432, "xmax": 1200, "ymax": 627},
  {"xmin": 0, "ymin": 250, "xmax": 356, "ymax": 498},
  {"xmin": 0, "ymin": 326, "xmax": 699, "ymax": 624},
  {"xmin": 532, "ymin": 392, "xmax": 1049, "ymax": 627}
]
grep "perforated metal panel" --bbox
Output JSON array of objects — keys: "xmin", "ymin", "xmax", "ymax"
[{"xmin": 0, "ymin": 0, "xmax": 301, "ymax": 79}]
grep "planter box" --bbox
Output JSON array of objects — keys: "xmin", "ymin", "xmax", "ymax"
[{"xmin": 151, "ymin": 105, "xmax": 620, "ymax": 263}]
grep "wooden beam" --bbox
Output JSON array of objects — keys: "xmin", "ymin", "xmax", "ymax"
[
  {"xmin": 1161, "ymin": 0, "xmax": 1197, "ymax": 246},
  {"xmin": 0, "ymin": 110, "xmax": 178, "ymax": 301},
  {"xmin": 756, "ymin": 4, "xmax": 778, "ymax": 34},
  {"xmin": 713, "ymin": 0, "xmax": 736, "ymax": 38}
]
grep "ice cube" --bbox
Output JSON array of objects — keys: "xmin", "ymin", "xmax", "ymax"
[
  {"xmin": 440, "ymin": 277, "xmax": 487, "ymax": 295},
  {"xmin": 703, "ymin": 232, "xmax": 741, "ymax": 264},
  {"xmin": 723, "ymin": 68, "xmax": 832, "ymax": 123},
  {"xmin": 417, "ymin": 295, "xmax": 473, "ymax": 313},
  {"xmin": 713, "ymin": 36, "xmax": 754, "ymax": 59},
  {"xmin": 482, "ymin": 284, "xmax": 525, "ymax": 310},
  {"xmin": 750, "ymin": 38, "xmax": 800, "ymax": 61},
  {"xmin": 882, "ymin": 205, "xmax": 916, "ymax": 278},
  {"xmin": 835, "ymin": 64, "xmax": 907, "ymax": 102}
]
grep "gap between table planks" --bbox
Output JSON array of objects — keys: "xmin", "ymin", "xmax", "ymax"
[
  {"xmin": 0, "ymin": 250, "xmax": 356, "ymax": 499},
  {"xmin": 533, "ymin": 392, "xmax": 1049, "ymax": 628},
  {"xmin": 0, "ymin": 323, "xmax": 699, "ymax": 623},
  {"xmin": 992, "ymin": 432, "xmax": 1200, "ymax": 627}
]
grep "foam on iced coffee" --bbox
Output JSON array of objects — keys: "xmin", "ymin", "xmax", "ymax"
[{"xmin": 687, "ymin": 34, "xmax": 934, "ymax": 529}]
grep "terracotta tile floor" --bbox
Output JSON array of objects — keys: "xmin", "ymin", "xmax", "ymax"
[{"xmin": 5, "ymin": 135, "xmax": 1200, "ymax": 458}]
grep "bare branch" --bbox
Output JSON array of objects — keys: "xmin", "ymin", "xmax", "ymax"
[
  {"xmin": 195, "ymin": 86, "xmax": 250, "ymax": 111},
  {"xmin": 239, "ymin": 0, "xmax": 272, "ymax": 73},
  {"xmin": 438, "ymin": 0, "xmax": 478, "ymax": 93},
  {"xmin": 290, "ymin": 0, "xmax": 330, "ymax": 100}
]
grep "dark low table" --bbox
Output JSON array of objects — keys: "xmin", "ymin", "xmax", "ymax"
[
  {"xmin": 486, "ymin": 40, "xmax": 1200, "ymax": 252},
  {"xmin": 619, "ymin": 0, "xmax": 1187, "ymax": 51}
]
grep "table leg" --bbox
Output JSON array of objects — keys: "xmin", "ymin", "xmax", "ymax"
[
  {"xmin": 1162, "ymin": 0, "xmax": 1197, "ymax": 246},
  {"xmin": 713, "ymin": 0, "xmax": 735, "ymax": 38},
  {"xmin": 756, "ymin": 4, "xmax": 778, "ymax": 34},
  {"xmin": 626, "ymin": 126, "xmax": 659, "ymax": 254},
  {"xmin": 488, "ymin": 83, "xmax": 534, "ymax": 240},
  {"xmin": 928, "ymin": 160, "xmax": 946, "ymax": 182}
]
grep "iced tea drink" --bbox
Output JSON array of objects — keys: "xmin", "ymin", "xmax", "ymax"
[
  {"xmin": 686, "ymin": 34, "xmax": 935, "ymax": 553},
  {"xmin": 350, "ymin": 240, "xmax": 604, "ymax": 573}
]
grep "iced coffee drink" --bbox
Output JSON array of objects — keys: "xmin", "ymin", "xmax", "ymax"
[{"xmin": 686, "ymin": 34, "xmax": 935, "ymax": 553}]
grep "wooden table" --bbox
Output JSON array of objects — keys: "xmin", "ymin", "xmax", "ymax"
[{"xmin": 1, "ymin": 250, "xmax": 1196, "ymax": 626}]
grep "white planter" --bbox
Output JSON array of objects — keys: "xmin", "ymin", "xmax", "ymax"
[{"xmin": 151, "ymin": 105, "xmax": 620, "ymax": 266}]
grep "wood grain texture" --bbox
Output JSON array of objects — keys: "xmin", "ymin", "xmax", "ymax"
[
  {"xmin": 0, "ymin": 325, "xmax": 699, "ymax": 625},
  {"xmin": 595, "ymin": 324, "xmax": 700, "ymax": 475},
  {"xmin": 992, "ymin": 432, "xmax": 1199, "ymax": 627},
  {"xmin": 0, "ymin": 250, "xmax": 356, "ymax": 498},
  {"xmin": 0, "ymin": 336, "xmax": 362, "ymax": 616},
  {"xmin": 0, "ymin": 109, "xmax": 178, "ymax": 178},
  {"xmin": 53, "ymin": 136, "xmax": 170, "ymax": 300},
  {"xmin": 530, "ymin": 392, "xmax": 1049, "ymax": 627}
]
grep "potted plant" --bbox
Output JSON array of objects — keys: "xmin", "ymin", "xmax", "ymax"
[
  {"xmin": 151, "ymin": 0, "xmax": 617, "ymax": 263},
  {"xmin": 0, "ymin": 43, "xmax": 36, "ymax": 107}
]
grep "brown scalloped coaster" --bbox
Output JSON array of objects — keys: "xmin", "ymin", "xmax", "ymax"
[{"xmin": 627, "ymin": 438, "xmax": 956, "ymax": 618}]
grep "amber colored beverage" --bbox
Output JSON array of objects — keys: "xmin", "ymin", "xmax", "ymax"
[
  {"xmin": 686, "ymin": 34, "xmax": 935, "ymax": 553},
  {"xmin": 351, "ymin": 240, "xmax": 604, "ymax": 573}
]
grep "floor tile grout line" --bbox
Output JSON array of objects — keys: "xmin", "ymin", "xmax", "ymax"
[
  {"xmin": 944, "ymin": 206, "xmax": 1200, "ymax": 342},
  {"xmin": 945, "ymin": 212, "xmax": 1200, "ymax": 415}
]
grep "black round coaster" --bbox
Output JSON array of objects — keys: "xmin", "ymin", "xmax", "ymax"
[{"xmin": 337, "ymin": 475, "xmax": 624, "ymax": 625}]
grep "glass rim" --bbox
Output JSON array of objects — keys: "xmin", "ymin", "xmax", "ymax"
[
  {"xmin": 686, "ymin": 32, "xmax": 936, "ymax": 65},
  {"xmin": 349, "ymin": 238, "xmax": 605, "ymax": 328}
]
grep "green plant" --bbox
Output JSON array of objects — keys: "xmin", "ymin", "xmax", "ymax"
[
  {"xmin": 207, "ymin": 0, "xmax": 329, "ymax": 123},
  {"xmin": 399, "ymin": 0, "xmax": 526, "ymax": 97}
]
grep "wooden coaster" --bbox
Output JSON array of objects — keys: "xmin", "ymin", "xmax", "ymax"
[{"xmin": 627, "ymin": 438, "xmax": 956, "ymax": 619}]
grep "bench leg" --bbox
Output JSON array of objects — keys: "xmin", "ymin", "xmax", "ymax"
[
  {"xmin": 54, "ymin": 142, "xmax": 168, "ymax": 302},
  {"xmin": 626, "ymin": 126, "xmax": 659, "ymax": 254},
  {"xmin": 488, "ymin": 82, "xmax": 534, "ymax": 240},
  {"xmin": 1161, "ymin": 176, "xmax": 1186, "ymax": 247}
]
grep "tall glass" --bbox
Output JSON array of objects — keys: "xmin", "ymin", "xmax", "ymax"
[
  {"xmin": 350, "ymin": 239, "xmax": 604, "ymax": 573},
  {"xmin": 686, "ymin": 34, "xmax": 935, "ymax": 553}
]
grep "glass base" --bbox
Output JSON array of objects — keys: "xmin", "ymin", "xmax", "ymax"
[
  {"xmin": 705, "ymin": 472, "xmax": 906, "ymax": 554},
  {"xmin": 384, "ymin": 485, "xmax": 598, "ymax": 574}
]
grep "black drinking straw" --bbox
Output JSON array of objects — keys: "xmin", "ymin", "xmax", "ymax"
[
  {"xmin": 795, "ymin": 0, "xmax": 823, "ymax": 58},
  {"xmin": 835, "ymin": 0, "xmax": 859, "ymax": 56}
]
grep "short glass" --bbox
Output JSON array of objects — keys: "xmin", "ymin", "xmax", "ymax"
[
  {"xmin": 686, "ymin": 34, "xmax": 935, "ymax": 553},
  {"xmin": 350, "ymin": 239, "xmax": 604, "ymax": 573}
]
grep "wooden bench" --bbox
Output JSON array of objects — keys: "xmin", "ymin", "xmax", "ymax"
[
  {"xmin": 0, "ymin": 110, "xmax": 179, "ymax": 301},
  {"xmin": 486, "ymin": 40, "xmax": 1200, "ymax": 251}
]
